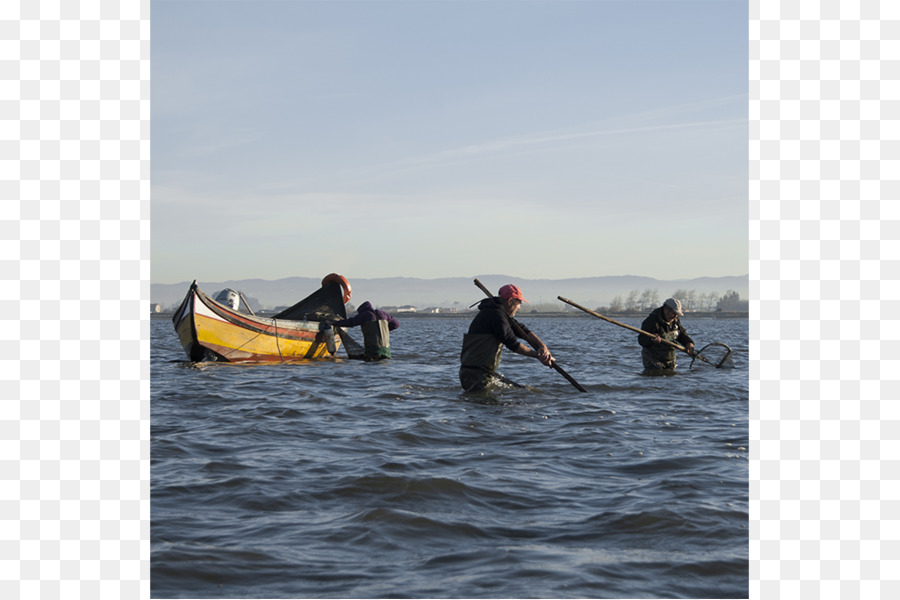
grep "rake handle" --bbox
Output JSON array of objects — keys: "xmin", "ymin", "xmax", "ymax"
[{"xmin": 557, "ymin": 296, "xmax": 707, "ymax": 362}]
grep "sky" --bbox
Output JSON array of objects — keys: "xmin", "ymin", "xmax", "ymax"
[{"xmin": 151, "ymin": 0, "xmax": 748, "ymax": 285}]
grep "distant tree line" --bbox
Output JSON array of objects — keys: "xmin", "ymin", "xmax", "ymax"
[
  {"xmin": 156, "ymin": 288, "xmax": 748, "ymax": 315},
  {"xmin": 602, "ymin": 289, "xmax": 747, "ymax": 313}
]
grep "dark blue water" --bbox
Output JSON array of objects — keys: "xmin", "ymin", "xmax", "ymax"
[{"xmin": 151, "ymin": 315, "xmax": 748, "ymax": 599}]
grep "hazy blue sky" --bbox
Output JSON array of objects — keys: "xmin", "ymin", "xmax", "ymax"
[{"xmin": 152, "ymin": 0, "xmax": 748, "ymax": 285}]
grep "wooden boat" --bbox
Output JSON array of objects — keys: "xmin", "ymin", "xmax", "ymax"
[{"xmin": 171, "ymin": 274, "xmax": 352, "ymax": 363}]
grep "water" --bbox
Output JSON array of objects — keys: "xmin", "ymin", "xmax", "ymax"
[{"xmin": 151, "ymin": 314, "xmax": 749, "ymax": 599}]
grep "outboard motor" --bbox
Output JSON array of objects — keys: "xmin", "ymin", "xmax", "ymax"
[{"xmin": 214, "ymin": 289, "xmax": 241, "ymax": 311}]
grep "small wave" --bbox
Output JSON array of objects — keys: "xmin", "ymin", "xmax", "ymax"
[
  {"xmin": 199, "ymin": 460, "xmax": 252, "ymax": 474},
  {"xmin": 317, "ymin": 473, "xmax": 477, "ymax": 502},
  {"xmin": 352, "ymin": 506, "xmax": 490, "ymax": 537}
]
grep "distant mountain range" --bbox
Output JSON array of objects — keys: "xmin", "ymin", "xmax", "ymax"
[{"xmin": 151, "ymin": 274, "xmax": 749, "ymax": 311}]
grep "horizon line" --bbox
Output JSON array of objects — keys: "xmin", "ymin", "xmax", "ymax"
[{"xmin": 151, "ymin": 273, "xmax": 750, "ymax": 286}]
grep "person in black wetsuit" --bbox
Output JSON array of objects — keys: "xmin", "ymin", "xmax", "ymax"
[{"xmin": 458, "ymin": 284, "xmax": 554, "ymax": 392}]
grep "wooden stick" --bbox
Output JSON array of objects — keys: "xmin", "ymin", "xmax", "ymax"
[
  {"xmin": 238, "ymin": 291, "xmax": 256, "ymax": 316},
  {"xmin": 474, "ymin": 279, "xmax": 587, "ymax": 392},
  {"xmin": 557, "ymin": 296, "xmax": 713, "ymax": 365}
]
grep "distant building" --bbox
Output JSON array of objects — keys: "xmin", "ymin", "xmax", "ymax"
[
  {"xmin": 396, "ymin": 305, "xmax": 417, "ymax": 313},
  {"xmin": 151, "ymin": 303, "xmax": 162, "ymax": 314}
]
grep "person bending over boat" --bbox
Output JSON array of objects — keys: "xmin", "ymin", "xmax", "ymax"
[
  {"xmin": 639, "ymin": 297, "xmax": 695, "ymax": 372},
  {"xmin": 331, "ymin": 301, "xmax": 399, "ymax": 361},
  {"xmin": 459, "ymin": 284, "xmax": 554, "ymax": 392}
]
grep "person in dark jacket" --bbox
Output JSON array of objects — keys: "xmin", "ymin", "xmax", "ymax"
[
  {"xmin": 459, "ymin": 284, "xmax": 554, "ymax": 392},
  {"xmin": 331, "ymin": 301, "xmax": 399, "ymax": 360},
  {"xmin": 639, "ymin": 297, "xmax": 695, "ymax": 371}
]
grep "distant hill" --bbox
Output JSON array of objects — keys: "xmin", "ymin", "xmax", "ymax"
[{"xmin": 151, "ymin": 274, "xmax": 749, "ymax": 312}]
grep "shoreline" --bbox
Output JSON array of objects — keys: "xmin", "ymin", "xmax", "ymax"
[
  {"xmin": 389, "ymin": 311, "xmax": 749, "ymax": 319},
  {"xmin": 151, "ymin": 311, "xmax": 749, "ymax": 320}
]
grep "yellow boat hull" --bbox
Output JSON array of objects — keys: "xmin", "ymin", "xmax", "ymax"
[{"xmin": 171, "ymin": 281, "xmax": 341, "ymax": 363}]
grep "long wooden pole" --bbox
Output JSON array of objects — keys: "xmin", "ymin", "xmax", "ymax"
[
  {"xmin": 556, "ymin": 296, "xmax": 720, "ymax": 369},
  {"xmin": 474, "ymin": 279, "xmax": 587, "ymax": 392},
  {"xmin": 557, "ymin": 296, "xmax": 688, "ymax": 352}
]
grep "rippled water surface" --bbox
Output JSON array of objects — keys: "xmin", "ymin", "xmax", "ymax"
[{"xmin": 151, "ymin": 314, "xmax": 749, "ymax": 599}]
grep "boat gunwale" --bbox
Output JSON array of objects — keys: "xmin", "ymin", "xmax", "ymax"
[{"xmin": 192, "ymin": 284, "xmax": 323, "ymax": 341}]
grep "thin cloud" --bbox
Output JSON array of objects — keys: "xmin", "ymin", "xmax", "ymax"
[{"xmin": 299, "ymin": 94, "xmax": 747, "ymax": 184}]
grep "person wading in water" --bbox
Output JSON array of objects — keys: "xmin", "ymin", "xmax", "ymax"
[
  {"xmin": 639, "ymin": 297, "xmax": 695, "ymax": 372},
  {"xmin": 331, "ymin": 301, "xmax": 399, "ymax": 361},
  {"xmin": 459, "ymin": 284, "xmax": 554, "ymax": 392}
]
